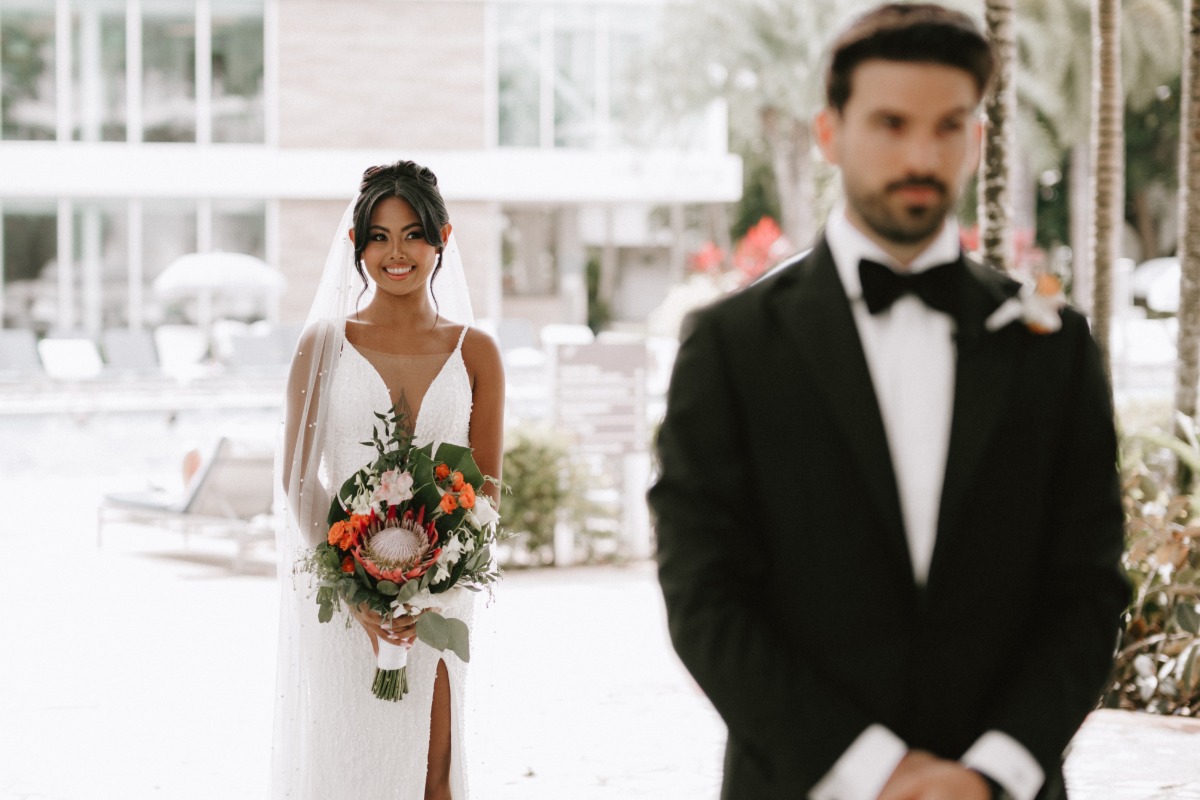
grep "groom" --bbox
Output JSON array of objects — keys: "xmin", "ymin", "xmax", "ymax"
[{"xmin": 649, "ymin": 4, "xmax": 1127, "ymax": 800}]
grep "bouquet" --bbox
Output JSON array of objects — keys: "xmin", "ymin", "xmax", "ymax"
[{"xmin": 301, "ymin": 407, "xmax": 503, "ymax": 701}]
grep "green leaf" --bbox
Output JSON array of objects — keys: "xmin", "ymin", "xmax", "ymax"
[
  {"xmin": 1175, "ymin": 642, "xmax": 1200, "ymax": 697},
  {"xmin": 376, "ymin": 580, "xmax": 401, "ymax": 596},
  {"xmin": 468, "ymin": 545, "xmax": 491, "ymax": 571},
  {"xmin": 318, "ymin": 598, "xmax": 334, "ymax": 623},
  {"xmin": 1175, "ymin": 603, "xmax": 1200, "ymax": 635},
  {"xmin": 395, "ymin": 580, "xmax": 420, "ymax": 604},
  {"xmin": 416, "ymin": 611, "xmax": 450, "ymax": 650},
  {"xmin": 445, "ymin": 617, "xmax": 471, "ymax": 663}
]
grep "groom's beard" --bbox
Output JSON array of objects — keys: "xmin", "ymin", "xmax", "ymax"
[{"xmin": 848, "ymin": 175, "xmax": 957, "ymax": 246}]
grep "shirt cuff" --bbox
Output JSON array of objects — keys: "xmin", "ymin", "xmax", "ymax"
[
  {"xmin": 961, "ymin": 730, "xmax": 1045, "ymax": 800},
  {"xmin": 810, "ymin": 724, "xmax": 907, "ymax": 800}
]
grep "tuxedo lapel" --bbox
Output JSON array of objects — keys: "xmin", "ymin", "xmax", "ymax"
[
  {"xmin": 771, "ymin": 239, "xmax": 912, "ymax": 574},
  {"xmin": 932, "ymin": 260, "xmax": 1020, "ymax": 568}
]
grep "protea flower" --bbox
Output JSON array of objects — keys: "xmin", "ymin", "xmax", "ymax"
[{"xmin": 354, "ymin": 506, "xmax": 441, "ymax": 584}]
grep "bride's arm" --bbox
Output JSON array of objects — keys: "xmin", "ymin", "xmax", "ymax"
[
  {"xmin": 462, "ymin": 328, "xmax": 505, "ymax": 506},
  {"xmin": 282, "ymin": 323, "xmax": 336, "ymax": 546}
]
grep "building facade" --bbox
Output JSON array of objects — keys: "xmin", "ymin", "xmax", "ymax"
[{"xmin": 0, "ymin": 0, "xmax": 740, "ymax": 339}]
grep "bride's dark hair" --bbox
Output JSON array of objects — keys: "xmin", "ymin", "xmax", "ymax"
[{"xmin": 351, "ymin": 160, "xmax": 451, "ymax": 303}]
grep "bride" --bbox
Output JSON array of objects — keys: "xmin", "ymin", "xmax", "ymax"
[{"xmin": 274, "ymin": 160, "xmax": 504, "ymax": 799}]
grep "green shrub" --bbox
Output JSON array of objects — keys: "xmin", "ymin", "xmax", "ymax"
[{"xmin": 500, "ymin": 426, "xmax": 612, "ymax": 566}]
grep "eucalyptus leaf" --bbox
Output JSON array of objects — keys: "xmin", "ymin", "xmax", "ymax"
[
  {"xmin": 445, "ymin": 618, "xmax": 471, "ymax": 663},
  {"xmin": 416, "ymin": 611, "xmax": 450, "ymax": 650},
  {"xmin": 395, "ymin": 580, "xmax": 420, "ymax": 604},
  {"xmin": 376, "ymin": 580, "xmax": 401, "ymax": 596},
  {"xmin": 1175, "ymin": 603, "xmax": 1200, "ymax": 635},
  {"xmin": 318, "ymin": 599, "xmax": 334, "ymax": 624}
]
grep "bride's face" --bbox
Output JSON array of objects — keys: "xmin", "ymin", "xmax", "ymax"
[{"xmin": 354, "ymin": 196, "xmax": 450, "ymax": 300}]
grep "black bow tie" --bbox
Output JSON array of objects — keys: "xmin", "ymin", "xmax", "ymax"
[{"xmin": 858, "ymin": 258, "xmax": 963, "ymax": 318}]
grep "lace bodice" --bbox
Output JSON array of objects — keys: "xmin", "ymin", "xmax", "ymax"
[{"xmin": 275, "ymin": 323, "xmax": 479, "ymax": 800}]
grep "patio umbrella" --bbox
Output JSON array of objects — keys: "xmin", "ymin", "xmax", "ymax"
[{"xmin": 153, "ymin": 251, "xmax": 286, "ymax": 330}]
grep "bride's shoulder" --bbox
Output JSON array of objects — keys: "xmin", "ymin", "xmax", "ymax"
[
  {"xmin": 290, "ymin": 319, "xmax": 344, "ymax": 361},
  {"xmin": 460, "ymin": 326, "xmax": 503, "ymax": 376}
]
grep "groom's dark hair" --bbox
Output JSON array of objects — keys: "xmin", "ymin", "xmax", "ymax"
[{"xmin": 825, "ymin": 3, "xmax": 995, "ymax": 112}]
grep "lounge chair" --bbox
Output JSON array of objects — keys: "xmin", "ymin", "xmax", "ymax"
[
  {"xmin": 37, "ymin": 337, "xmax": 104, "ymax": 380},
  {"xmin": 101, "ymin": 328, "xmax": 161, "ymax": 377},
  {"xmin": 97, "ymin": 437, "xmax": 275, "ymax": 571},
  {"xmin": 0, "ymin": 329, "xmax": 41, "ymax": 382}
]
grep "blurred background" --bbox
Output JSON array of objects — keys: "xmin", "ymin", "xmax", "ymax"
[{"xmin": 0, "ymin": 0, "xmax": 1197, "ymax": 797}]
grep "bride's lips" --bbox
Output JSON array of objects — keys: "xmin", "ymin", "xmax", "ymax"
[{"xmin": 381, "ymin": 264, "xmax": 415, "ymax": 280}]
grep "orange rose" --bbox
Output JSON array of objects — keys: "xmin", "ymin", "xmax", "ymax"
[
  {"xmin": 439, "ymin": 493, "xmax": 458, "ymax": 514},
  {"xmin": 458, "ymin": 483, "xmax": 476, "ymax": 509},
  {"xmin": 451, "ymin": 471, "xmax": 465, "ymax": 491},
  {"xmin": 328, "ymin": 515, "xmax": 368, "ymax": 550},
  {"xmin": 435, "ymin": 464, "xmax": 451, "ymax": 481},
  {"xmin": 340, "ymin": 556, "xmax": 355, "ymax": 573}
]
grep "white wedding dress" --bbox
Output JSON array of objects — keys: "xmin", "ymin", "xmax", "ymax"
[{"xmin": 274, "ymin": 324, "xmax": 479, "ymax": 800}]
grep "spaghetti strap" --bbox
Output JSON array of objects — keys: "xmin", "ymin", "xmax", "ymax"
[{"xmin": 454, "ymin": 325, "xmax": 470, "ymax": 351}]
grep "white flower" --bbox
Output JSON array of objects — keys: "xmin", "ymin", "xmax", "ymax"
[
  {"xmin": 392, "ymin": 589, "xmax": 434, "ymax": 617},
  {"xmin": 467, "ymin": 495, "xmax": 500, "ymax": 528},
  {"xmin": 373, "ymin": 468, "xmax": 414, "ymax": 506},
  {"xmin": 985, "ymin": 274, "xmax": 1066, "ymax": 334},
  {"xmin": 438, "ymin": 536, "xmax": 465, "ymax": 567},
  {"xmin": 342, "ymin": 473, "xmax": 379, "ymax": 516},
  {"xmin": 347, "ymin": 489, "xmax": 377, "ymax": 517}
]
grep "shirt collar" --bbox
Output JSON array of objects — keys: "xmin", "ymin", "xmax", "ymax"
[{"xmin": 826, "ymin": 202, "xmax": 962, "ymax": 301}]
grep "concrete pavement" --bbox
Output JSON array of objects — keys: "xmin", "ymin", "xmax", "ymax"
[{"xmin": 2, "ymin": 522, "xmax": 1199, "ymax": 799}]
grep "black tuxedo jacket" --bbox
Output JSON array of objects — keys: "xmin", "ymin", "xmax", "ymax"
[{"xmin": 648, "ymin": 238, "xmax": 1127, "ymax": 799}]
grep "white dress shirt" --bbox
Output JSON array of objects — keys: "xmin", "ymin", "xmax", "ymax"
[{"xmin": 809, "ymin": 206, "xmax": 1044, "ymax": 800}]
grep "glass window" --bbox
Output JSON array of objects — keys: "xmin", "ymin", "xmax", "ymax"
[
  {"xmin": 496, "ymin": 3, "xmax": 671, "ymax": 150},
  {"xmin": 143, "ymin": 2, "xmax": 196, "ymax": 143},
  {"xmin": 502, "ymin": 208, "xmax": 558, "ymax": 295},
  {"xmin": 553, "ymin": 6, "xmax": 596, "ymax": 148},
  {"xmin": 608, "ymin": 25, "xmax": 644, "ymax": 147},
  {"xmin": 72, "ymin": 201, "xmax": 128, "ymax": 330},
  {"xmin": 212, "ymin": 199, "xmax": 265, "ymax": 257},
  {"xmin": 211, "ymin": 0, "xmax": 264, "ymax": 143},
  {"xmin": 1, "ymin": 6, "xmax": 57, "ymax": 140},
  {"xmin": 72, "ymin": 1, "xmax": 127, "ymax": 142},
  {"xmin": 2, "ymin": 202, "xmax": 56, "ymax": 331},
  {"xmin": 142, "ymin": 199, "xmax": 196, "ymax": 324},
  {"xmin": 497, "ymin": 5, "xmax": 541, "ymax": 148}
]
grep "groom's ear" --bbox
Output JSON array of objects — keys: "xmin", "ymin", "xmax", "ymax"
[{"xmin": 814, "ymin": 107, "xmax": 840, "ymax": 166}]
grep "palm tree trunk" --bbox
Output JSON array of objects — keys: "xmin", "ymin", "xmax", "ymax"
[
  {"xmin": 1175, "ymin": 0, "xmax": 1200, "ymax": 438},
  {"xmin": 1090, "ymin": 0, "xmax": 1123, "ymax": 378},
  {"xmin": 1071, "ymin": 143, "xmax": 1094, "ymax": 312},
  {"xmin": 979, "ymin": 0, "xmax": 1016, "ymax": 273}
]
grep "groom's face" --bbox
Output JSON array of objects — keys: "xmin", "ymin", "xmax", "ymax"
[{"xmin": 816, "ymin": 59, "xmax": 982, "ymax": 257}]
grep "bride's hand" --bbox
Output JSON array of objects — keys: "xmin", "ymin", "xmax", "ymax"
[
  {"xmin": 350, "ymin": 605, "xmax": 419, "ymax": 655},
  {"xmin": 349, "ymin": 605, "xmax": 443, "ymax": 654}
]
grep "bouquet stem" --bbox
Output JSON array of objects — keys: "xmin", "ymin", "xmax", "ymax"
[{"xmin": 372, "ymin": 638, "xmax": 412, "ymax": 702}]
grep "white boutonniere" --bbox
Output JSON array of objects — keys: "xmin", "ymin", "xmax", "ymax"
[{"xmin": 985, "ymin": 274, "xmax": 1066, "ymax": 334}]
